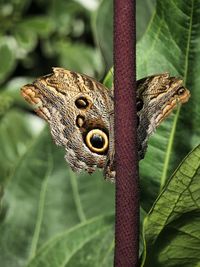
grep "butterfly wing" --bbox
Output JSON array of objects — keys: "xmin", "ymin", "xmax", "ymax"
[
  {"xmin": 21, "ymin": 67, "xmax": 114, "ymax": 175},
  {"xmin": 136, "ymin": 73, "xmax": 190, "ymax": 159}
]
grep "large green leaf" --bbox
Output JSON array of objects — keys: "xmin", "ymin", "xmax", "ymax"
[
  {"xmin": 93, "ymin": 0, "xmax": 155, "ymax": 71},
  {"xmin": 93, "ymin": 0, "xmax": 156, "ymax": 70},
  {"xmin": 0, "ymin": 127, "xmax": 115, "ymax": 267},
  {"xmin": 142, "ymin": 144, "xmax": 200, "ymax": 267},
  {"xmin": 0, "ymin": 109, "xmax": 43, "ymax": 184},
  {"xmin": 136, "ymin": 0, "xmax": 156, "ymax": 40},
  {"xmin": 92, "ymin": 0, "xmax": 113, "ymax": 71},
  {"xmin": 138, "ymin": 0, "xmax": 200, "ymax": 210},
  {"xmin": 27, "ymin": 215, "xmax": 114, "ymax": 267}
]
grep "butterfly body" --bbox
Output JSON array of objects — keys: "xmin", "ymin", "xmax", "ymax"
[{"xmin": 21, "ymin": 68, "xmax": 190, "ymax": 180}]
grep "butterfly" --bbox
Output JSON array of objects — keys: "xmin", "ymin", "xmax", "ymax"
[{"xmin": 21, "ymin": 68, "xmax": 190, "ymax": 180}]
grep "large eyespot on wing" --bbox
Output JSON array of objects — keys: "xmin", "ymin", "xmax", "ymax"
[{"xmin": 85, "ymin": 129, "xmax": 109, "ymax": 154}]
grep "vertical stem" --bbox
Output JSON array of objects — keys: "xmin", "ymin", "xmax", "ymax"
[{"xmin": 114, "ymin": 0, "xmax": 139, "ymax": 266}]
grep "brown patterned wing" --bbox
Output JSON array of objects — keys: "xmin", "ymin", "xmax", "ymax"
[
  {"xmin": 136, "ymin": 73, "xmax": 190, "ymax": 159},
  {"xmin": 21, "ymin": 67, "xmax": 114, "ymax": 176}
]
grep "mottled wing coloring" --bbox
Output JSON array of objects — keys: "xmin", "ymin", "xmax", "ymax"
[{"xmin": 21, "ymin": 68, "xmax": 190, "ymax": 180}]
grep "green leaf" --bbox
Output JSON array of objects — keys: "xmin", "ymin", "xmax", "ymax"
[
  {"xmin": 142, "ymin": 145, "xmax": 200, "ymax": 267},
  {"xmin": 0, "ymin": 185, "xmax": 3, "ymax": 206},
  {"xmin": 0, "ymin": 129, "xmax": 54, "ymax": 267},
  {"xmin": 0, "ymin": 38, "xmax": 16, "ymax": 83},
  {"xmin": 14, "ymin": 17, "xmax": 54, "ymax": 56},
  {"xmin": 17, "ymin": 17, "xmax": 55, "ymax": 38},
  {"xmin": 137, "ymin": 0, "xmax": 200, "ymax": 209},
  {"xmin": 27, "ymin": 215, "xmax": 114, "ymax": 267},
  {"xmin": 93, "ymin": 0, "xmax": 155, "ymax": 70},
  {"xmin": 2, "ymin": 76, "xmax": 36, "ymax": 108},
  {"xmin": 0, "ymin": 109, "xmax": 43, "ymax": 184},
  {"xmin": 47, "ymin": 0, "xmax": 88, "ymax": 36},
  {"xmin": 93, "ymin": 0, "xmax": 113, "ymax": 71},
  {"xmin": 48, "ymin": 41, "xmax": 103, "ymax": 78},
  {"xmin": 103, "ymin": 68, "xmax": 113, "ymax": 89},
  {"xmin": 136, "ymin": 0, "xmax": 156, "ymax": 40},
  {"xmin": 14, "ymin": 27, "xmax": 37, "ymax": 54},
  {"xmin": 0, "ymin": 94, "xmax": 13, "ymax": 117},
  {"xmin": 0, "ymin": 127, "xmax": 115, "ymax": 267}
]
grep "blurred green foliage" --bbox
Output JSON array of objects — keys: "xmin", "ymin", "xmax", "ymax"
[
  {"xmin": 0, "ymin": 0, "xmax": 155, "ymax": 85},
  {"xmin": 0, "ymin": 0, "xmax": 104, "ymax": 83},
  {"xmin": 1, "ymin": 0, "xmax": 200, "ymax": 267}
]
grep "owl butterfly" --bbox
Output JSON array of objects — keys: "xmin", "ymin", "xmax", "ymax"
[{"xmin": 21, "ymin": 68, "xmax": 190, "ymax": 181}]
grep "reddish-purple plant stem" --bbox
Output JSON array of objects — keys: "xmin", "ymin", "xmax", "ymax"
[{"xmin": 114, "ymin": 0, "xmax": 139, "ymax": 266}]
